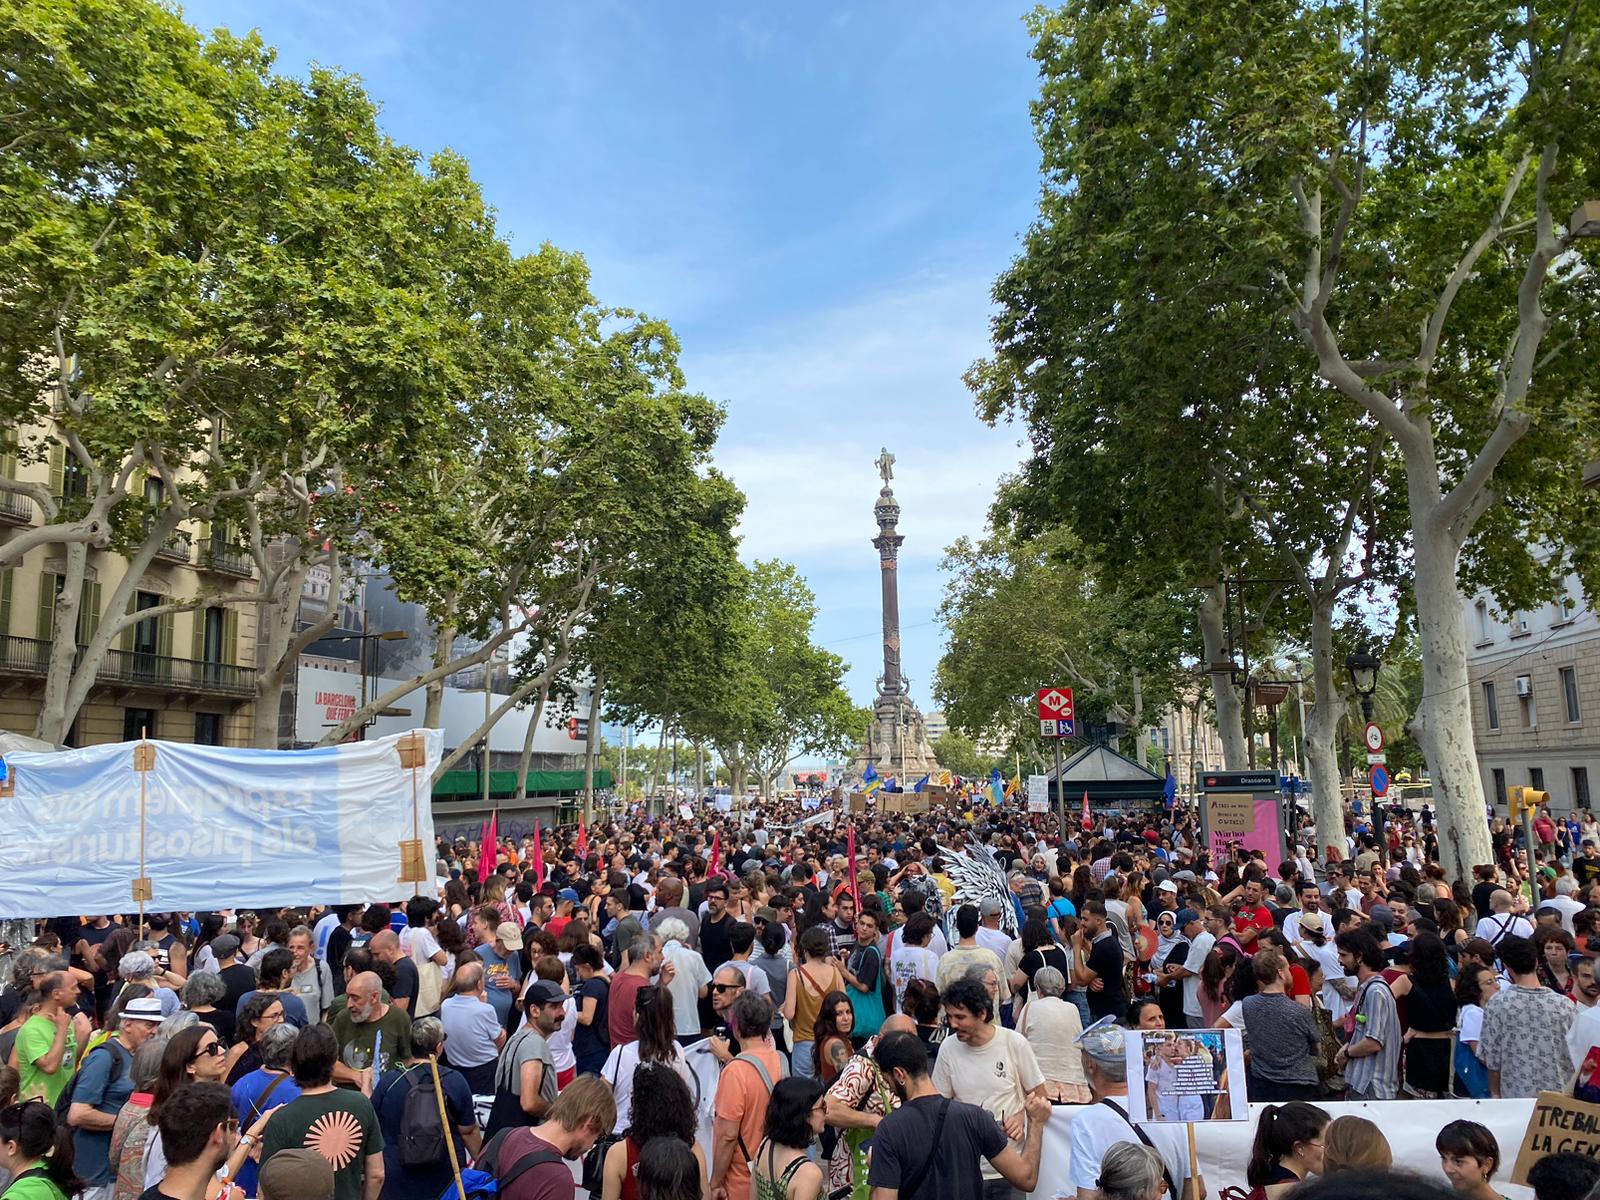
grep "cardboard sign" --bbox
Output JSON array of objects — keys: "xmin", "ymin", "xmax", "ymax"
[
  {"xmin": 1123, "ymin": 1027, "xmax": 1248, "ymax": 1123},
  {"xmin": 847, "ymin": 791, "xmax": 871, "ymax": 813},
  {"xmin": 883, "ymin": 793, "xmax": 930, "ymax": 815},
  {"xmin": 1511, "ymin": 1091, "xmax": 1600, "ymax": 1184}
]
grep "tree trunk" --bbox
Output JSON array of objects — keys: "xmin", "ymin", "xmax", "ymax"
[
  {"xmin": 1198, "ymin": 581, "xmax": 1247, "ymax": 768},
  {"xmin": 1409, "ymin": 474, "xmax": 1493, "ymax": 881},
  {"xmin": 1131, "ymin": 668, "xmax": 1148, "ymax": 768},
  {"xmin": 35, "ymin": 542, "xmax": 88, "ymax": 744},
  {"xmin": 582, "ymin": 675, "xmax": 603, "ymax": 826},
  {"xmin": 516, "ymin": 680, "xmax": 553, "ymax": 801},
  {"xmin": 252, "ymin": 554, "xmax": 331, "ymax": 748},
  {"xmin": 423, "ymin": 612, "xmax": 457, "ymax": 730},
  {"xmin": 1305, "ymin": 591, "xmax": 1347, "ymax": 865}
]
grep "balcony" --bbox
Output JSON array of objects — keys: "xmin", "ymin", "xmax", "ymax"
[
  {"xmin": 199, "ymin": 540, "xmax": 252, "ymax": 578},
  {"xmin": 0, "ymin": 491, "xmax": 31, "ymax": 526},
  {"xmin": 0, "ymin": 635, "xmax": 255, "ymax": 699},
  {"xmin": 154, "ymin": 528, "xmax": 192, "ymax": 564}
]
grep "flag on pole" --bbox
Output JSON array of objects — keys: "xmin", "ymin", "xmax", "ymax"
[
  {"xmin": 576, "ymin": 814, "xmax": 588, "ymax": 859},
  {"xmin": 938, "ymin": 770, "xmax": 953, "ymax": 787},
  {"xmin": 482, "ymin": 810, "xmax": 499, "ymax": 874},
  {"xmin": 707, "ymin": 831, "xmax": 722, "ymax": 880},
  {"xmin": 531, "ymin": 819, "xmax": 545, "ymax": 887},
  {"xmin": 1163, "ymin": 768, "xmax": 1177, "ymax": 810},
  {"xmin": 845, "ymin": 822, "xmax": 861, "ymax": 909},
  {"xmin": 886, "ymin": 776, "xmax": 899, "ymax": 793},
  {"xmin": 989, "ymin": 768, "xmax": 1004, "ymax": 806},
  {"xmin": 863, "ymin": 763, "xmax": 883, "ymax": 795},
  {"xmin": 1081, "ymin": 789, "xmax": 1092, "ymax": 831},
  {"xmin": 1005, "ymin": 773, "xmax": 1021, "ymax": 801},
  {"xmin": 914, "ymin": 774, "xmax": 930, "ymax": 793}
]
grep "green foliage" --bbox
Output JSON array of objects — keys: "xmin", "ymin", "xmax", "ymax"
[{"xmin": 931, "ymin": 731, "xmax": 999, "ymax": 781}]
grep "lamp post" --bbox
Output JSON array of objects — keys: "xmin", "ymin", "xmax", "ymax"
[
  {"xmin": 1345, "ymin": 644, "xmax": 1383, "ymax": 860},
  {"xmin": 311, "ymin": 622, "xmax": 409, "ymax": 740}
]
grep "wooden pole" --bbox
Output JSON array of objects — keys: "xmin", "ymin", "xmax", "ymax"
[
  {"xmin": 132, "ymin": 732, "xmax": 154, "ymax": 938},
  {"xmin": 429, "ymin": 1054, "xmax": 466, "ymax": 1199},
  {"xmin": 1186, "ymin": 1121, "xmax": 1200, "ymax": 1200}
]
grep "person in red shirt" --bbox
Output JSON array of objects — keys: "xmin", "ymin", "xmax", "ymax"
[
  {"xmin": 1233, "ymin": 879, "xmax": 1275, "ymax": 955},
  {"xmin": 493, "ymin": 1075, "xmax": 616, "ymax": 1200}
]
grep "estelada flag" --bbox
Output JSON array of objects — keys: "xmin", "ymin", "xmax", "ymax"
[{"xmin": 482, "ymin": 810, "xmax": 499, "ymax": 872}]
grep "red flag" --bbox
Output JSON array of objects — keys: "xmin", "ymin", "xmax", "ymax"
[
  {"xmin": 532, "ymin": 820, "xmax": 545, "ymax": 887},
  {"xmin": 845, "ymin": 822, "xmax": 861, "ymax": 909},
  {"xmin": 576, "ymin": 815, "xmax": 588, "ymax": 860},
  {"xmin": 1081, "ymin": 789, "xmax": 1092, "ymax": 831},
  {"xmin": 707, "ymin": 831, "xmax": 722, "ymax": 880},
  {"xmin": 483, "ymin": 810, "xmax": 499, "ymax": 873}
]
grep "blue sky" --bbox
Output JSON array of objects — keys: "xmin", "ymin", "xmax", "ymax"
[{"xmin": 181, "ymin": 1, "xmax": 1042, "ymax": 719}]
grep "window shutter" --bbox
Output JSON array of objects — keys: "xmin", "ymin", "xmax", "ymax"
[
  {"xmin": 48, "ymin": 443, "xmax": 64, "ymax": 498},
  {"xmin": 119, "ymin": 593, "xmax": 137, "ymax": 651},
  {"xmin": 223, "ymin": 607, "xmax": 238, "ymax": 665},
  {"xmin": 36, "ymin": 572, "xmax": 56, "ymax": 641},
  {"xmin": 0, "ymin": 568, "xmax": 12, "ymax": 636},
  {"xmin": 157, "ymin": 611, "xmax": 173, "ymax": 660},
  {"xmin": 191, "ymin": 605, "xmax": 206, "ymax": 662},
  {"xmin": 77, "ymin": 581, "xmax": 101, "ymax": 644}
]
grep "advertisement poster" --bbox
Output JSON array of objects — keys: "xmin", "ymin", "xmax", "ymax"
[{"xmin": 1124, "ymin": 1028, "xmax": 1248, "ymax": 1123}]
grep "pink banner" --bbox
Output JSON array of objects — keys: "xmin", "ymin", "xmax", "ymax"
[{"xmin": 1206, "ymin": 795, "xmax": 1281, "ymax": 864}]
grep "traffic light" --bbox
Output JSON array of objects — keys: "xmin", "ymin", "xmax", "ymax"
[{"xmin": 1508, "ymin": 786, "xmax": 1550, "ymax": 818}]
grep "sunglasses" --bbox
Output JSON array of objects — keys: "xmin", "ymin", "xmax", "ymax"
[
  {"xmin": 194, "ymin": 1041, "xmax": 226, "ymax": 1059},
  {"xmin": 710, "ymin": 982, "xmax": 744, "ymax": 994}
]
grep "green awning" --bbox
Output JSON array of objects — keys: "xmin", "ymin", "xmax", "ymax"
[{"xmin": 432, "ymin": 768, "xmax": 613, "ymax": 799}]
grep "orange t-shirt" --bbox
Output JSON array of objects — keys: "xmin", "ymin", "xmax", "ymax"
[{"xmin": 713, "ymin": 1045, "xmax": 785, "ymax": 1198}]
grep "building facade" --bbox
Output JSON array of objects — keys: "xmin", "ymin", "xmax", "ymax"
[
  {"xmin": 0, "ymin": 430, "xmax": 260, "ymax": 746},
  {"xmin": 1463, "ymin": 565, "xmax": 1598, "ymax": 813}
]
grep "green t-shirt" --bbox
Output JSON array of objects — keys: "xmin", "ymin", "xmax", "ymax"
[
  {"xmin": 1, "ymin": 1170, "xmax": 71, "ymax": 1200},
  {"xmin": 260, "ymin": 1089, "xmax": 384, "ymax": 1200},
  {"xmin": 330, "ymin": 1004, "xmax": 412, "ymax": 1079},
  {"xmin": 16, "ymin": 1015, "xmax": 75, "ymax": 1104}
]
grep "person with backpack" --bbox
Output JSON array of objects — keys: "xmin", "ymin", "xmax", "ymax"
[
  {"xmin": 709, "ymin": 993, "xmax": 786, "ymax": 1200},
  {"xmin": 67, "ymin": 995, "xmax": 164, "ymax": 1200},
  {"xmin": 475, "ymin": 1075, "xmax": 616, "ymax": 1200},
  {"xmin": 0, "ymin": 1097, "xmax": 81, "ymax": 1200},
  {"xmin": 372, "ymin": 1017, "xmax": 480, "ymax": 1200},
  {"xmin": 227, "ymin": 1024, "xmax": 301, "ymax": 1199}
]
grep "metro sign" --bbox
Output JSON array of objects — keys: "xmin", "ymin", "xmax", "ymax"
[{"xmin": 1038, "ymin": 687, "xmax": 1076, "ymax": 738}]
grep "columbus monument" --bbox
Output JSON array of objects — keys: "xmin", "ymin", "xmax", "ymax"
[{"xmin": 855, "ymin": 448, "xmax": 940, "ymax": 782}]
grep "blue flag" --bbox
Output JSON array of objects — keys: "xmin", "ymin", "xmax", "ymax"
[
  {"xmin": 863, "ymin": 762, "xmax": 882, "ymax": 794},
  {"xmin": 1163, "ymin": 768, "xmax": 1177, "ymax": 809},
  {"xmin": 988, "ymin": 767, "xmax": 1004, "ymax": 806},
  {"xmin": 914, "ymin": 774, "xmax": 929, "ymax": 793}
]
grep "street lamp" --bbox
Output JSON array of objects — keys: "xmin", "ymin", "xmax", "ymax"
[
  {"xmin": 1345, "ymin": 645, "xmax": 1381, "ymax": 722},
  {"xmin": 311, "ymin": 624, "xmax": 409, "ymax": 739}
]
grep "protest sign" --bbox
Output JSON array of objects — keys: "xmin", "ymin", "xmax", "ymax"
[
  {"xmin": 1510, "ymin": 1091, "xmax": 1600, "ymax": 1185},
  {"xmin": 0, "ymin": 730, "xmax": 441, "ymax": 916},
  {"xmin": 1124, "ymin": 1028, "xmax": 1247, "ymax": 1123}
]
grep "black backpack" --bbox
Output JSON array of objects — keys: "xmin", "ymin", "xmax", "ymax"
[
  {"xmin": 382, "ymin": 1066, "xmax": 448, "ymax": 1168},
  {"xmin": 54, "ymin": 1040, "xmax": 127, "ymax": 1122}
]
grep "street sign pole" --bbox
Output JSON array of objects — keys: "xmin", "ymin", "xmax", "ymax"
[{"xmin": 1054, "ymin": 738, "xmax": 1065, "ymax": 835}]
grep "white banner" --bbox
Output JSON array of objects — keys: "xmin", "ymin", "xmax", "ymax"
[{"xmin": 0, "ymin": 730, "xmax": 441, "ymax": 917}]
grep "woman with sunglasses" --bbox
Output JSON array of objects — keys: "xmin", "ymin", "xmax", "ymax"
[
  {"xmin": 0, "ymin": 1099, "xmax": 79, "ymax": 1200},
  {"xmin": 140, "ymin": 1025, "xmax": 229, "ymax": 1190},
  {"xmin": 1151, "ymin": 910, "xmax": 1189, "ymax": 1030},
  {"xmin": 223, "ymin": 994, "xmax": 285, "ymax": 1086}
]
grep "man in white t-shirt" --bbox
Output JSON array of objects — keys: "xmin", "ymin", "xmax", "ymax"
[
  {"xmin": 1543, "ymin": 878, "xmax": 1587, "ymax": 935},
  {"xmin": 932, "ymin": 976, "xmax": 1045, "ymax": 1187},
  {"xmin": 885, "ymin": 912, "xmax": 941, "ymax": 1010},
  {"xmin": 1070, "ymin": 1019, "xmax": 1195, "ymax": 1200},
  {"xmin": 1161, "ymin": 910, "xmax": 1213, "ymax": 1029},
  {"xmin": 1474, "ymin": 890, "xmax": 1534, "ymax": 946},
  {"xmin": 975, "ymin": 899, "xmax": 1013, "ymax": 959}
]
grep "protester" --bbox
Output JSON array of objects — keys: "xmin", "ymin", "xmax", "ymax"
[
  {"xmin": 783, "ymin": 928, "xmax": 843, "ymax": 1081},
  {"xmin": 108, "ymin": 1038, "xmax": 165, "ymax": 1200},
  {"xmin": 867, "ymin": 1030, "xmax": 1048, "ymax": 1200},
  {"xmin": 487, "ymin": 1074, "xmax": 616, "ymax": 1200},
  {"xmin": 68, "ymin": 994, "xmax": 163, "ymax": 1200},
  {"xmin": 330, "ymin": 972, "xmax": 412, "ymax": 1090},
  {"xmin": 1332, "ymin": 930, "xmax": 1399, "ymax": 1100},
  {"xmin": 1094, "ymin": 1143, "xmax": 1168, "ymax": 1200},
  {"xmin": 16, "ymin": 972, "xmax": 78, "ymax": 1104},
  {"xmin": 223, "ymin": 991, "xmax": 286, "ymax": 1085},
  {"xmin": 141, "ymin": 1024, "xmax": 230, "ymax": 1189},
  {"xmin": 1071, "ymin": 1019, "xmax": 1196, "ymax": 1200},
  {"xmin": 1526, "ymin": 1152, "xmax": 1600, "ymax": 1200},
  {"xmin": 257, "ymin": 1149, "xmax": 335, "ymax": 1200},
  {"xmin": 439, "ymin": 961, "xmax": 506, "ymax": 1095},
  {"xmin": 1235, "ymin": 949, "xmax": 1320, "ymax": 1102},
  {"xmin": 0, "ymin": 1099, "xmax": 80, "ymax": 1200},
  {"xmin": 599, "ymin": 985, "xmax": 695, "ymax": 1134},
  {"xmin": 599, "ymin": 1063, "xmax": 704, "ymax": 1200},
  {"xmin": 1478, "ymin": 936, "xmax": 1575, "ymax": 1097},
  {"xmin": 709, "ymin": 993, "xmax": 785, "ymax": 1200},
  {"xmin": 1435, "ymin": 1120, "xmax": 1503, "ymax": 1200},
  {"xmin": 259, "ymin": 1024, "xmax": 384, "ymax": 1200},
  {"xmin": 1016, "ymin": 967, "xmax": 1089, "ymax": 1102},
  {"xmin": 1245, "ymin": 1102, "xmax": 1329, "ymax": 1200},
  {"xmin": 371, "ymin": 1017, "xmax": 479, "ymax": 1200},
  {"xmin": 228, "ymin": 1023, "xmax": 300, "ymax": 1198},
  {"xmin": 1320, "ymin": 1116, "xmax": 1392, "ymax": 1174},
  {"xmin": 748, "ymin": 1077, "xmax": 825, "ymax": 1200}
]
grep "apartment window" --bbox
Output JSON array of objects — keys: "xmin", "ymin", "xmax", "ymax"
[
  {"xmin": 1562, "ymin": 667, "xmax": 1581, "ymax": 723},
  {"xmin": 1530, "ymin": 767, "xmax": 1546, "ymax": 792},
  {"xmin": 1512, "ymin": 611, "xmax": 1531, "ymax": 636},
  {"xmin": 1492, "ymin": 769, "xmax": 1507, "ymax": 807},
  {"xmin": 194, "ymin": 712, "xmax": 223, "ymax": 746},
  {"xmin": 123, "ymin": 708, "xmax": 157, "ymax": 743},
  {"xmin": 1475, "ymin": 599, "xmax": 1492, "ymax": 643},
  {"xmin": 1576, "ymin": 767, "xmax": 1592, "ymax": 810},
  {"xmin": 1557, "ymin": 593, "xmax": 1579, "ymax": 623},
  {"xmin": 1483, "ymin": 682, "xmax": 1500, "ymax": 731}
]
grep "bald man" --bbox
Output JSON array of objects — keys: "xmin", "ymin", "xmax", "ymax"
[
  {"xmin": 823, "ymin": 1015, "xmax": 917, "ymax": 1196},
  {"xmin": 368, "ymin": 929, "xmax": 420, "ymax": 1014},
  {"xmin": 708, "ymin": 964, "xmax": 749, "ymax": 1063},
  {"xmin": 330, "ymin": 970, "xmax": 413, "ymax": 1093}
]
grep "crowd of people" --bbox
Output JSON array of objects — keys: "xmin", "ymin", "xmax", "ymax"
[{"xmin": 0, "ymin": 793, "xmax": 1596, "ymax": 1200}]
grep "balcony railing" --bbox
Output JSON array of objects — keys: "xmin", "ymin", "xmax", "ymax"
[
  {"xmin": 0, "ymin": 635, "xmax": 255, "ymax": 698},
  {"xmin": 199, "ymin": 540, "xmax": 252, "ymax": 577},
  {"xmin": 0, "ymin": 491, "xmax": 31, "ymax": 526},
  {"xmin": 154, "ymin": 528, "xmax": 192, "ymax": 564}
]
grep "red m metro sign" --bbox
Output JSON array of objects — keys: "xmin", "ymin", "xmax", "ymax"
[{"xmin": 1037, "ymin": 687, "xmax": 1075, "ymax": 738}]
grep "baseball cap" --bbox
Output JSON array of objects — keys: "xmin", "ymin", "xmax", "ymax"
[
  {"xmin": 1174, "ymin": 908, "xmax": 1200, "ymax": 928},
  {"xmin": 556, "ymin": 887, "xmax": 580, "ymax": 903},
  {"xmin": 524, "ymin": 980, "xmax": 565, "ymax": 1006},
  {"xmin": 1157, "ymin": 880, "xmax": 1178, "ymax": 894},
  {"xmin": 495, "ymin": 922, "xmax": 524, "ymax": 950},
  {"xmin": 210, "ymin": 933, "xmax": 241, "ymax": 959},
  {"xmin": 754, "ymin": 906, "xmax": 778, "ymax": 924},
  {"xmin": 259, "ymin": 1149, "xmax": 334, "ymax": 1200},
  {"xmin": 1075, "ymin": 1015, "xmax": 1125, "ymax": 1064},
  {"xmin": 120, "ymin": 996, "xmax": 164, "ymax": 1023},
  {"xmin": 1299, "ymin": 911, "xmax": 1326, "ymax": 935},
  {"xmin": 1368, "ymin": 903, "xmax": 1395, "ymax": 931}
]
